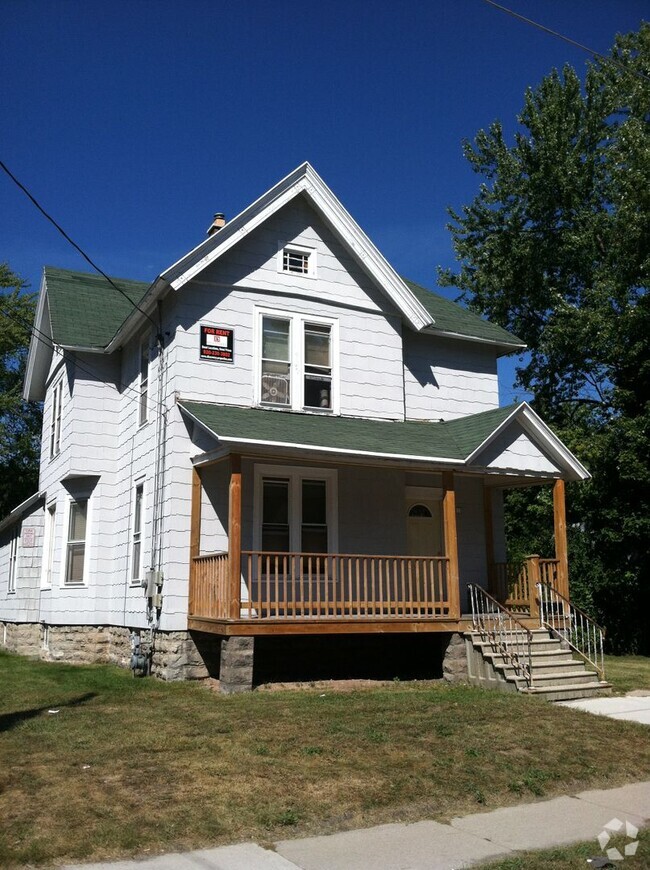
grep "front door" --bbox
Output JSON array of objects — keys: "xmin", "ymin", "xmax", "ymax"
[{"xmin": 406, "ymin": 500, "xmax": 443, "ymax": 556}]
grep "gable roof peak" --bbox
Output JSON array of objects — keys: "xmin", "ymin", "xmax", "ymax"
[{"xmin": 158, "ymin": 163, "xmax": 434, "ymax": 332}]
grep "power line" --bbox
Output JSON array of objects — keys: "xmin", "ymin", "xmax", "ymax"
[
  {"xmin": 0, "ymin": 302, "xmax": 166, "ymax": 418},
  {"xmin": 0, "ymin": 158, "xmax": 158, "ymax": 329},
  {"xmin": 481, "ymin": 0, "xmax": 650, "ymax": 84}
]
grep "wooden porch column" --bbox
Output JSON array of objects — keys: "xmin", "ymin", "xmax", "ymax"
[
  {"xmin": 188, "ymin": 465, "xmax": 202, "ymax": 617},
  {"xmin": 442, "ymin": 471, "xmax": 461, "ymax": 619},
  {"xmin": 228, "ymin": 453, "xmax": 242, "ymax": 619},
  {"xmin": 553, "ymin": 478, "xmax": 570, "ymax": 599},
  {"xmin": 483, "ymin": 485, "xmax": 496, "ymax": 597}
]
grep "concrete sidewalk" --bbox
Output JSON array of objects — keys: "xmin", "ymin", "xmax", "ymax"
[
  {"xmin": 559, "ymin": 692, "xmax": 650, "ymax": 725},
  {"xmin": 64, "ymin": 781, "xmax": 650, "ymax": 870}
]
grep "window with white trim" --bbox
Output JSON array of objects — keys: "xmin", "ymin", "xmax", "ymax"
[
  {"xmin": 42, "ymin": 503, "xmax": 56, "ymax": 589},
  {"xmin": 279, "ymin": 244, "xmax": 316, "ymax": 277},
  {"xmin": 255, "ymin": 465, "xmax": 338, "ymax": 554},
  {"xmin": 138, "ymin": 339, "xmax": 149, "ymax": 426},
  {"xmin": 258, "ymin": 311, "xmax": 337, "ymax": 413},
  {"xmin": 131, "ymin": 482, "xmax": 144, "ymax": 582},
  {"xmin": 65, "ymin": 498, "xmax": 88, "ymax": 585},
  {"xmin": 50, "ymin": 378, "xmax": 63, "ymax": 458},
  {"xmin": 7, "ymin": 526, "xmax": 20, "ymax": 593}
]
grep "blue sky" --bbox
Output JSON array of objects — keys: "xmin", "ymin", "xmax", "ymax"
[{"xmin": 1, "ymin": 0, "xmax": 646, "ymax": 403}]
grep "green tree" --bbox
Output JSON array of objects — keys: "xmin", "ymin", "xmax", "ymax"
[
  {"xmin": 0, "ymin": 264, "xmax": 42, "ymax": 517},
  {"xmin": 439, "ymin": 25, "xmax": 649, "ymax": 652}
]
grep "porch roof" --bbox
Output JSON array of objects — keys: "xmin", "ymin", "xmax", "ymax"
[{"xmin": 179, "ymin": 400, "xmax": 519, "ymax": 464}]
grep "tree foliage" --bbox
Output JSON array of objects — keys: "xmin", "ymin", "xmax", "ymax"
[
  {"xmin": 0, "ymin": 264, "xmax": 42, "ymax": 518},
  {"xmin": 440, "ymin": 25, "xmax": 649, "ymax": 652}
]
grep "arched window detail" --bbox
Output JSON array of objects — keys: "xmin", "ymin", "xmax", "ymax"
[{"xmin": 408, "ymin": 504, "xmax": 432, "ymax": 518}]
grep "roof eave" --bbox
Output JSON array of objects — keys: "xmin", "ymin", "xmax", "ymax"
[
  {"xmin": 0, "ymin": 490, "xmax": 46, "ymax": 534},
  {"xmin": 178, "ymin": 403, "xmax": 460, "ymax": 467},
  {"xmin": 423, "ymin": 326, "xmax": 527, "ymax": 354},
  {"xmin": 23, "ymin": 271, "xmax": 52, "ymax": 402}
]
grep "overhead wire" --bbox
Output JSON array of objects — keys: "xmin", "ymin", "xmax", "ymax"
[
  {"xmin": 481, "ymin": 0, "xmax": 650, "ymax": 84},
  {"xmin": 0, "ymin": 158, "xmax": 159, "ymax": 329},
  {"xmin": 0, "ymin": 302, "xmax": 168, "ymax": 419}
]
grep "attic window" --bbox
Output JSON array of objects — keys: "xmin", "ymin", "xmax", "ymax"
[{"xmin": 279, "ymin": 244, "xmax": 315, "ymax": 277}]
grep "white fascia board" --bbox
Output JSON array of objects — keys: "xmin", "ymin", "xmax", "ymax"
[
  {"xmin": 23, "ymin": 272, "xmax": 52, "ymax": 401},
  {"xmin": 158, "ymin": 162, "xmax": 434, "ymax": 332},
  {"xmin": 465, "ymin": 402, "xmax": 591, "ymax": 481},
  {"xmin": 423, "ymin": 326, "xmax": 527, "ymax": 354},
  {"xmin": 0, "ymin": 490, "xmax": 46, "ymax": 534},
  {"xmin": 178, "ymin": 404, "xmax": 457, "ymax": 468}
]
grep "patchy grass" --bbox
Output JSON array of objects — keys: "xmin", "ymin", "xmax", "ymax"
[
  {"xmin": 479, "ymin": 825, "xmax": 649, "ymax": 868},
  {"xmin": 1, "ymin": 651, "xmax": 650, "ymax": 867},
  {"xmin": 605, "ymin": 655, "xmax": 650, "ymax": 694}
]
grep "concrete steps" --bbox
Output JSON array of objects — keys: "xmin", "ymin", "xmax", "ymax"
[{"xmin": 464, "ymin": 628, "xmax": 612, "ymax": 702}]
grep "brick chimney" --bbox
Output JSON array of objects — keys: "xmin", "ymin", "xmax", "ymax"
[{"xmin": 207, "ymin": 213, "xmax": 226, "ymax": 236}]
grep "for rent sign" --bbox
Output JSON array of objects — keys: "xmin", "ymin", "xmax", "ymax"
[{"xmin": 200, "ymin": 326, "xmax": 234, "ymax": 362}]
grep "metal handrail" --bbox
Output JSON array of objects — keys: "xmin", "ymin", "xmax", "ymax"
[
  {"xmin": 537, "ymin": 582, "xmax": 605, "ymax": 680},
  {"xmin": 469, "ymin": 584, "xmax": 534, "ymax": 688}
]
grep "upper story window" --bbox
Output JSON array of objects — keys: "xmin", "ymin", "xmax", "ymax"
[
  {"xmin": 50, "ymin": 377, "xmax": 63, "ymax": 459},
  {"xmin": 257, "ymin": 310, "xmax": 338, "ymax": 413},
  {"xmin": 139, "ymin": 338, "xmax": 149, "ymax": 426},
  {"xmin": 278, "ymin": 244, "xmax": 316, "ymax": 278}
]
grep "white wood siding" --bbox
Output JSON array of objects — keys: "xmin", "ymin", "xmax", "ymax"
[
  {"xmin": 0, "ymin": 501, "xmax": 44, "ymax": 622},
  {"xmin": 171, "ymin": 198, "xmax": 405, "ymax": 421},
  {"xmin": 403, "ymin": 332, "xmax": 499, "ymax": 420},
  {"xmin": 478, "ymin": 421, "xmax": 561, "ymax": 475}
]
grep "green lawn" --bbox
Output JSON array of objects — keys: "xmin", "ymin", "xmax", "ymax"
[
  {"xmin": 1, "ymin": 651, "xmax": 649, "ymax": 867},
  {"xmin": 479, "ymin": 826, "xmax": 649, "ymax": 868},
  {"xmin": 605, "ymin": 654, "xmax": 650, "ymax": 694}
]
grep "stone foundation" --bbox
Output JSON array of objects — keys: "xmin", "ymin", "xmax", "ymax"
[
  {"xmin": 0, "ymin": 621, "xmax": 221, "ymax": 682},
  {"xmin": 442, "ymin": 632, "xmax": 469, "ymax": 683}
]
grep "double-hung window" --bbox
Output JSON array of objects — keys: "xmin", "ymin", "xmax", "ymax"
[
  {"xmin": 41, "ymin": 503, "xmax": 56, "ymax": 589},
  {"xmin": 7, "ymin": 526, "xmax": 20, "ymax": 593},
  {"xmin": 138, "ymin": 339, "xmax": 149, "ymax": 426},
  {"xmin": 50, "ymin": 378, "xmax": 63, "ymax": 458},
  {"xmin": 258, "ymin": 311, "xmax": 337, "ymax": 412},
  {"xmin": 131, "ymin": 482, "xmax": 144, "ymax": 582},
  {"xmin": 257, "ymin": 466, "xmax": 337, "ymax": 554},
  {"xmin": 65, "ymin": 498, "xmax": 88, "ymax": 585}
]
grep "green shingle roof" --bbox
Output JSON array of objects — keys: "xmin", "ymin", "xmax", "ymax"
[
  {"xmin": 179, "ymin": 401, "xmax": 520, "ymax": 462},
  {"xmin": 45, "ymin": 267, "xmax": 150, "ymax": 347},
  {"xmin": 403, "ymin": 279, "xmax": 524, "ymax": 348}
]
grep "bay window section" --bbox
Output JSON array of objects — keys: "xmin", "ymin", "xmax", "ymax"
[
  {"xmin": 304, "ymin": 324, "xmax": 332, "ymax": 409},
  {"xmin": 65, "ymin": 499, "xmax": 88, "ymax": 585},
  {"xmin": 261, "ymin": 317, "xmax": 291, "ymax": 406}
]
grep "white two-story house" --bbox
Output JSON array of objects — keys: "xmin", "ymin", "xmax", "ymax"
[{"xmin": 0, "ymin": 164, "xmax": 592, "ymax": 692}]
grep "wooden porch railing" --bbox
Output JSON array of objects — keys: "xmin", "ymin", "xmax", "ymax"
[
  {"xmin": 190, "ymin": 551, "xmax": 451, "ymax": 621},
  {"xmin": 189, "ymin": 552, "xmax": 230, "ymax": 619},
  {"xmin": 490, "ymin": 556, "xmax": 561, "ymax": 613}
]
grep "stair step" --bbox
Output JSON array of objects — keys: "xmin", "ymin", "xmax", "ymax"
[
  {"xmin": 524, "ymin": 670, "xmax": 600, "ymax": 687},
  {"xmin": 521, "ymin": 682, "xmax": 612, "ymax": 702}
]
